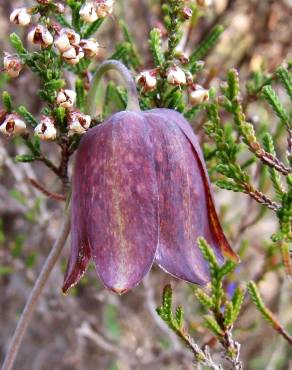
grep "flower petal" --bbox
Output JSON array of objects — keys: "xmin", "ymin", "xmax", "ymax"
[
  {"xmin": 71, "ymin": 112, "xmax": 159, "ymax": 294},
  {"xmin": 145, "ymin": 110, "xmax": 237, "ymax": 285},
  {"xmin": 155, "ymin": 109, "xmax": 238, "ymax": 262}
]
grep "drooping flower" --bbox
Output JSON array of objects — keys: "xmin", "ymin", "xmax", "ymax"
[
  {"xmin": 67, "ymin": 110, "xmax": 91, "ymax": 135},
  {"xmin": 55, "ymin": 29, "xmax": 81, "ymax": 52},
  {"xmin": 57, "ymin": 89, "xmax": 76, "ymax": 108},
  {"xmin": 166, "ymin": 66, "xmax": 186, "ymax": 86},
  {"xmin": 79, "ymin": 38, "xmax": 99, "ymax": 57},
  {"xmin": 3, "ymin": 53, "xmax": 23, "ymax": 78},
  {"xmin": 63, "ymin": 108, "xmax": 238, "ymax": 294},
  {"xmin": 189, "ymin": 84, "xmax": 209, "ymax": 105},
  {"xmin": 95, "ymin": 0, "xmax": 114, "ymax": 18},
  {"xmin": 10, "ymin": 8, "xmax": 31, "ymax": 26},
  {"xmin": 0, "ymin": 113, "xmax": 26, "ymax": 136},
  {"xmin": 79, "ymin": 2, "xmax": 98, "ymax": 23},
  {"xmin": 34, "ymin": 116, "xmax": 57, "ymax": 140},
  {"xmin": 62, "ymin": 45, "xmax": 84, "ymax": 65},
  {"xmin": 136, "ymin": 70, "xmax": 158, "ymax": 92},
  {"xmin": 28, "ymin": 25, "xmax": 53, "ymax": 48}
]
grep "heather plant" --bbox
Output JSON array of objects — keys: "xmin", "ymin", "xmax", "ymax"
[{"xmin": 0, "ymin": 1, "xmax": 292, "ymax": 369}]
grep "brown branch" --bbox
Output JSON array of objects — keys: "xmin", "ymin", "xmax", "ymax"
[{"xmin": 28, "ymin": 178, "xmax": 66, "ymax": 202}]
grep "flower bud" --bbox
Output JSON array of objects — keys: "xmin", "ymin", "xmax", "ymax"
[
  {"xmin": 196, "ymin": 0, "xmax": 213, "ymax": 7},
  {"xmin": 55, "ymin": 3, "xmax": 65, "ymax": 13},
  {"xmin": 28, "ymin": 25, "xmax": 53, "ymax": 48},
  {"xmin": 57, "ymin": 89, "xmax": 76, "ymax": 108},
  {"xmin": 10, "ymin": 8, "xmax": 31, "ymax": 26},
  {"xmin": 79, "ymin": 38, "xmax": 99, "ymax": 57},
  {"xmin": 3, "ymin": 53, "xmax": 23, "ymax": 78},
  {"xmin": 95, "ymin": 0, "xmax": 114, "ymax": 18},
  {"xmin": 79, "ymin": 2, "xmax": 98, "ymax": 23},
  {"xmin": 166, "ymin": 66, "xmax": 186, "ymax": 86},
  {"xmin": 55, "ymin": 29, "xmax": 81, "ymax": 52},
  {"xmin": 182, "ymin": 7, "xmax": 193, "ymax": 20},
  {"xmin": 136, "ymin": 70, "xmax": 157, "ymax": 92},
  {"xmin": 34, "ymin": 116, "xmax": 57, "ymax": 140},
  {"xmin": 62, "ymin": 45, "xmax": 85, "ymax": 65},
  {"xmin": 0, "ymin": 114, "xmax": 26, "ymax": 136},
  {"xmin": 68, "ymin": 111, "xmax": 91, "ymax": 135},
  {"xmin": 189, "ymin": 84, "xmax": 209, "ymax": 105}
]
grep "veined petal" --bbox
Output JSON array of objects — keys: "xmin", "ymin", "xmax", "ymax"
[
  {"xmin": 154, "ymin": 109, "xmax": 238, "ymax": 262},
  {"xmin": 145, "ymin": 110, "xmax": 237, "ymax": 285},
  {"xmin": 72, "ymin": 112, "xmax": 159, "ymax": 294}
]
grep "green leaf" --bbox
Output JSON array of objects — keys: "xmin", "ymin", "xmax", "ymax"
[
  {"xmin": 204, "ymin": 315, "xmax": 223, "ymax": 336},
  {"xmin": 231, "ymin": 286, "xmax": 245, "ymax": 323},
  {"xmin": 2, "ymin": 91, "xmax": 13, "ymax": 113},
  {"xmin": 15, "ymin": 155, "xmax": 37, "ymax": 163},
  {"xmin": 149, "ymin": 28, "xmax": 165, "ymax": 67},
  {"xmin": 262, "ymin": 133, "xmax": 285, "ymax": 199},
  {"xmin": 10, "ymin": 33, "xmax": 27, "ymax": 54},
  {"xmin": 76, "ymin": 79, "xmax": 86, "ymax": 112},
  {"xmin": 276, "ymin": 66, "xmax": 292, "ymax": 102},
  {"xmin": 189, "ymin": 25, "xmax": 224, "ymax": 72},
  {"xmin": 196, "ymin": 288, "xmax": 214, "ymax": 310},
  {"xmin": 44, "ymin": 79, "xmax": 65, "ymax": 92},
  {"xmin": 262, "ymin": 85, "xmax": 290, "ymax": 128},
  {"xmin": 17, "ymin": 106, "xmax": 38, "ymax": 128},
  {"xmin": 82, "ymin": 19, "xmax": 104, "ymax": 38}
]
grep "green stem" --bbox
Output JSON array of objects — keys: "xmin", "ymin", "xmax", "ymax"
[{"xmin": 87, "ymin": 60, "xmax": 140, "ymax": 117}]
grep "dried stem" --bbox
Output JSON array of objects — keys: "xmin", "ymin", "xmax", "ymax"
[{"xmin": 1, "ymin": 210, "xmax": 71, "ymax": 370}]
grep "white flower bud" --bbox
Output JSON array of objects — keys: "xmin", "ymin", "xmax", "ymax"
[
  {"xmin": 3, "ymin": 53, "xmax": 23, "ymax": 78},
  {"xmin": 80, "ymin": 2, "xmax": 98, "ymax": 23},
  {"xmin": 95, "ymin": 0, "xmax": 114, "ymax": 18},
  {"xmin": 34, "ymin": 116, "xmax": 57, "ymax": 140},
  {"xmin": 10, "ymin": 8, "xmax": 31, "ymax": 26},
  {"xmin": 79, "ymin": 38, "xmax": 99, "ymax": 57},
  {"xmin": 166, "ymin": 66, "xmax": 186, "ymax": 86},
  {"xmin": 136, "ymin": 70, "xmax": 157, "ymax": 92},
  {"xmin": 54, "ymin": 33, "xmax": 71, "ymax": 52},
  {"xmin": 189, "ymin": 84, "xmax": 209, "ymax": 105},
  {"xmin": 68, "ymin": 111, "xmax": 91, "ymax": 135},
  {"xmin": 0, "ymin": 114, "xmax": 26, "ymax": 136},
  {"xmin": 28, "ymin": 25, "xmax": 53, "ymax": 48},
  {"xmin": 62, "ymin": 45, "xmax": 84, "ymax": 65},
  {"xmin": 57, "ymin": 89, "xmax": 76, "ymax": 108}
]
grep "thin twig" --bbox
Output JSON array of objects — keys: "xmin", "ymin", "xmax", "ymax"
[
  {"xmin": 1, "ymin": 210, "xmax": 71, "ymax": 370},
  {"xmin": 28, "ymin": 178, "xmax": 66, "ymax": 202}
]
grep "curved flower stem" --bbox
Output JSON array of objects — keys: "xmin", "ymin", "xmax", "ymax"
[
  {"xmin": 87, "ymin": 60, "xmax": 141, "ymax": 117},
  {"xmin": 1, "ymin": 212, "xmax": 71, "ymax": 370}
]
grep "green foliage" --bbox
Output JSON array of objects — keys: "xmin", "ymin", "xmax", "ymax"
[
  {"xmin": 189, "ymin": 25, "xmax": 224, "ymax": 72},
  {"xmin": 2, "ymin": 91, "xmax": 13, "ymax": 113},
  {"xmin": 17, "ymin": 106, "xmax": 38, "ymax": 128},
  {"xmin": 262, "ymin": 85, "xmax": 290, "ymax": 128},
  {"xmin": 149, "ymin": 28, "xmax": 165, "ymax": 67}
]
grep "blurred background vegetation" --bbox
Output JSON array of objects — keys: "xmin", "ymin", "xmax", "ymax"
[{"xmin": 0, "ymin": 0, "xmax": 292, "ymax": 369}]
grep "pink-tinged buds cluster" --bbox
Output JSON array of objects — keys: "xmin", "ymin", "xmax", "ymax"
[
  {"xmin": 136, "ymin": 70, "xmax": 158, "ymax": 92},
  {"xmin": 3, "ymin": 53, "xmax": 23, "ymax": 78},
  {"xmin": 166, "ymin": 66, "xmax": 187, "ymax": 86},
  {"xmin": 189, "ymin": 84, "xmax": 209, "ymax": 105},
  {"xmin": 10, "ymin": 8, "xmax": 31, "ymax": 26},
  {"xmin": 0, "ymin": 113, "xmax": 26, "ymax": 136},
  {"xmin": 28, "ymin": 25, "xmax": 53, "ymax": 48},
  {"xmin": 57, "ymin": 89, "xmax": 77, "ymax": 108},
  {"xmin": 34, "ymin": 116, "xmax": 57, "ymax": 140},
  {"xmin": 68, "ymin": 111, "xmax": 91, "ymax": 135},
  {"xmin": 79, "ymin": 0, "xmax": 114, "ymax": 22}
]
